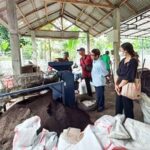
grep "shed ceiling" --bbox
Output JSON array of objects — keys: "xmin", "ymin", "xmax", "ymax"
[{"xmin": 0, "ymin": 0, "xmax": 150, "ymax": 37}]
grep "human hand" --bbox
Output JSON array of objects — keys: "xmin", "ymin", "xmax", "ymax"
[{"xmin": 115, "ymin": 84, "xmax": 121, "ymax": 95}]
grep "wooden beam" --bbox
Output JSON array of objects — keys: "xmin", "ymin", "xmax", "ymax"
[
  {"xmin": 17, "ymin": 3, "xmax": 55, "ymax": 20},
  {"xmin": 75, "ymin": 7, "xmax": 86, "ymax": 24},
  {"xmin": 89, "ymin": 10, "xmax": 113, "ymax": 31},
  {"xmin": 94, "ymin": 28, "xmax": 106, "ymax": 37},
  {"xmin": 63, "ymin": 15, "xmax": 87, "ymax": 32},
  {"xmin": 64, "ymin": 12, "xmax": 98, "ymax": 36},
  {"xmin": 64, "ymin": 11, "xmax": 90, "ymax": 28},
  {"xmin": 63, "ymin": 23, "xmax": 73, "ymax": 30},
  {"xmin": 61, "ymin": 17, "xmax": 63, "ymax": 30},
  {"xmin": 64, "ymin": 11, "xmax": 99, "ymax": 33},
  {"xmin": 119, "ymin": 0, "xmax": 128, "ymax": 7},
  {"xmin": 124, "ymin": 2, "xmax": 137, "ymax": 15},
  {"xmin": 45, "ymin": 0, "xmax": 114, "ymax": 9},
  {"xmin": 0, "ymin": 17, "xmax": 9, "ymax": 29},
  {"xmin": 61, "ymin": 3, "xmax": 65, "ymax": 16},
  {"xmin": 44, "ymin": 0, "xmax": 49, "ymax": 22},
  {"xmin": 19, "ymin": 10, "xmax": 60, "ymax": 30},
  {"xmin": 105, "ymin": 0, "xmax": 113, "ymax": 7},
  {"xmin": 24, "ymin": 30, "xmax": 80, "ymax": 39},
  {"xmin": 78, "ymin": 7, "xmax": 96, "ymax": 27},
  {"xmin": 30, "ymin": 0, "xmax": 42, "ymax": 25},
  {"xmin": 97, "ymin": 7, "xmax": 113, "ymax": 18},
  {"xmin": 51, "ymin": 22, "xmax": 61, "ymax": 30},
  {"xmin": 16, "ymin": 4, "xmax": 32, "ymax": 29},
  {"xmin": 73, "ymin": 4, "xmax": 109, "ymax": 29},
  {"xmin": 35, "ymin": 15, "xmax": 60, "ymax": 30}
]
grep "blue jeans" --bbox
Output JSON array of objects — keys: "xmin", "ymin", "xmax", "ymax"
[{"xmin": 95, "ymin": 86, "xmax": 105, "ymax": 109}]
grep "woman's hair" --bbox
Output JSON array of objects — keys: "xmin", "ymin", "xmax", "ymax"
[
  {"xmin": 121, "ymin": 42, "xmax": 135, "ymax": 57},
  {"xmin": 91, "ymin": 49, "xmax": 100, "ymax": 56}
]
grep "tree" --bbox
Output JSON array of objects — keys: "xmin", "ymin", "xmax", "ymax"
[{"xmin": 0, "ymin": 25, "xmax": 10, "ymax": 52}]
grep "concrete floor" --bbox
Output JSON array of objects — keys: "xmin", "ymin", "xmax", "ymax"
[{"xmin": 77, "ymin": 84, "xmax": 143, "ymax": 123}]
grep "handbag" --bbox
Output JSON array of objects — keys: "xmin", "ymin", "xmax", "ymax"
[
  {"xmin": 121, "ymin": 78, "xmax": 141, "ymax": 100},
  {"xmin": 121, "ymin": 59, "xmax": 144, "ymax": 100}
]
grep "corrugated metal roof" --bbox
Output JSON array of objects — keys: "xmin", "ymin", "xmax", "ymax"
[
  {"xmin": 0, "ymin": 0, "xmax": 150, "ymax": 37},
  {"xmin": 120, "ymin": 9, "xmax": 150, "ymax": 37}
]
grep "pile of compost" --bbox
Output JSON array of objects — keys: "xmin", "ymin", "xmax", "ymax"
[{"xmin": 0, "ymin": 90, "xmax": 91, "ymax": 150}]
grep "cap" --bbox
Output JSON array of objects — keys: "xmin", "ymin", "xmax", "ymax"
[
  {"xmin": 77, "ymin": 47, "xmax": 85, "ymax": 51},
  {"xmin": 63, "ymin": 51, "xmax": 69, "ymax": 56}
]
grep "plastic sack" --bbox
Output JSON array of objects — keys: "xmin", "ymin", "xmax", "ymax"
[
  {"xmin": 78, "ymin": 79, "xmax": 95, "ymax": 95},
  {"xmin": 140, "ymin": 93, "xmax": 150, "ymax": 124},
  {"xmin": 94, "ymin": 115, "xmax": 127, "ymax": 150},
  {"xmin": 124, "ymin": 118, "xmax": 150, "ymax": 149},
  {"xmin": 13, "ymin": 116, "xmax": 41, "ymax": 149},
  {"xmin": 32, "ymin": 129, "xmax": 58, "ymax": 150},
  {"xmin": 57, "ymin": 125, "xmax": 103, "ymax": 150},
  {"xmin": 13, "ymin": 116, "xmax": 58, "ymax": 150},
  {"xmin": 109, "ymin": 115, "xmax": 130, "ymax": 140}
]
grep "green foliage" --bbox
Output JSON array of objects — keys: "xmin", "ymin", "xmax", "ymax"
[
  {"xmin": 0, "ymin": 25, "xmax": 32, "ymax": 52},
  {"xmin": 62, "ymin": 39, "xmax": 79, "ymax": 59},
  {"xmin": 90, "ymin": 35, "xmax": 113, "ymax": 54},
  {"xmin": 21, "ymin": 37, "xmax": 32, "ymax": 59},
  {"xmin": 0, "ymin": 25, "xmax": 10, "ymax": 52},
  {"xmin": 20, "ymin": 38, "xmax": 29, "ymax": 47},
  {"xmin": 0, "ymin": 40, "xmax": 9, "ymax": 51},
  {"xmin": 0, "ymin": 25, "xmax": 9, "ymax": 40}
]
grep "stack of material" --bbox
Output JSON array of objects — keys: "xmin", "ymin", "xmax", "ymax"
[
  {"xmin": 12, "ymin": 116, "xmax": 58, "ymax": 150},
  {"xmin": 0, "ymin": 90, "xmax": 91, "ymax": 150},
  {"xmin": 57, "ymin": 115, "xmax": 150, "ymax": 150},
  {"xmin": 137, "ymin": 68, "xmax": 150, "ymax": 124},
  {"xmin": 0, "ymin": 72, "xmax": 44, "ymax": 93},
  {"xmin": 139, "ymin": 68, "xmax": 150, "ymax": 97},
  {"xmin": 141, "ymin": 93, "xmax": 150, "ymax": 124}
]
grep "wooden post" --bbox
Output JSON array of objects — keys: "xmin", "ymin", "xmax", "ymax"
[
  {"xmin": 87, "ymin": 32, "xmax": 90, "ymax": 54},
  {"xmin": 6, "ymin": 0, "xmax": 21, "ymax": 75},
  {"xmin": 113, "ymin": 7, "xmax": 120, "ymax": 77},
  {"xmin": 31, "ymin": 30, "xmax": 37, "ymax": 65},
  {"xmin": 48, "ymin": 39, "xmax": 52, "ymax": 61}
]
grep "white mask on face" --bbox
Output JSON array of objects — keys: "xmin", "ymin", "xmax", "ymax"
[{"xmin": 119, "ymin": 51, "xmax": 125, "ymax": 57}]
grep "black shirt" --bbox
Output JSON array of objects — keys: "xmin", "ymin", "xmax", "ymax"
[{"xmin": 117, "ymin": 58, "xmax": 138, "ymax": 84}]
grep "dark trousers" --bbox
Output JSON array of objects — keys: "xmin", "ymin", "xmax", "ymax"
[
  {"xmin": 84, "ymin": 77, "xmax": 92, "ymax": 97},
  {"xmin": 95, "ymin": 86, "xmax": 105, "ymax": 109},
  {"xmin": 116, "ymin": 95, "xmax": 134, "ymax": 119}
]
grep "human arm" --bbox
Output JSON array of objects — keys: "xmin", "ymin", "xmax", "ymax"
[{"xmin": 114, "ymin": 76, "xmax": 121, "ymax": 95}]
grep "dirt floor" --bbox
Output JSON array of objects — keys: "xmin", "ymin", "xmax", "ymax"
[
  {"xmin": 77, "ymin": 83, "xmax": 143, "ymax": 123},
  {"xmin": 0, "ymin": 83, "xmax": 143, "ymax": 150}
]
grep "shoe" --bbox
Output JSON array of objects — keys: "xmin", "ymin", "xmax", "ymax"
[{"xmin": 97, "ymin": 107, "xmax": 104, "ymax": 112}]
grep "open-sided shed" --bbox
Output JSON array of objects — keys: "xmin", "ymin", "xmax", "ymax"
[{"xmin": 0, "ymin": 0, "xmax": 150, "ymax": 75}]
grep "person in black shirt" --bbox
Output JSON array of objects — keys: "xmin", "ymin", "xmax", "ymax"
[{"xmin": 115, "ymin": 42, "xmax": 138, "ymax": 119}]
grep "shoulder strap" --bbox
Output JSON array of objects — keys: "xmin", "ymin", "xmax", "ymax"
[{"xmin": 81, "ymin": 56, "xmax": 87, "ymax": 66}]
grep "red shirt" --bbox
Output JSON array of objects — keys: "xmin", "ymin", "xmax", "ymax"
[{"xmin": 80, "ymin": 55, "xmax": 92, "ymax": 78}]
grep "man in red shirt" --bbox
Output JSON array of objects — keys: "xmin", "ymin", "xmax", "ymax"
[{"xmin": 77, "ymin": 47, "xmax": 92, "ymax": 96}]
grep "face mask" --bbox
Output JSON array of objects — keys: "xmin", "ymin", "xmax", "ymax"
[{"xmin": 119, "ymin": 51, "xmax": 125, "ymax": 57}]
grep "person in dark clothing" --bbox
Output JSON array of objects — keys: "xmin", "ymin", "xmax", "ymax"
[
  {"xmin": 63, "ymin": 51, "xmax": 69, "ymax": 61},
  {"xmin": 115, "ymin": 42, "xmax": 138, "ymax": 119},
  {"xmin": 77, "ymin": 47, "xmax": 93, "ymax": 97},
  {"xmin": 55, "ymin": 51, "xmax": 69, "ymax": 62}
]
